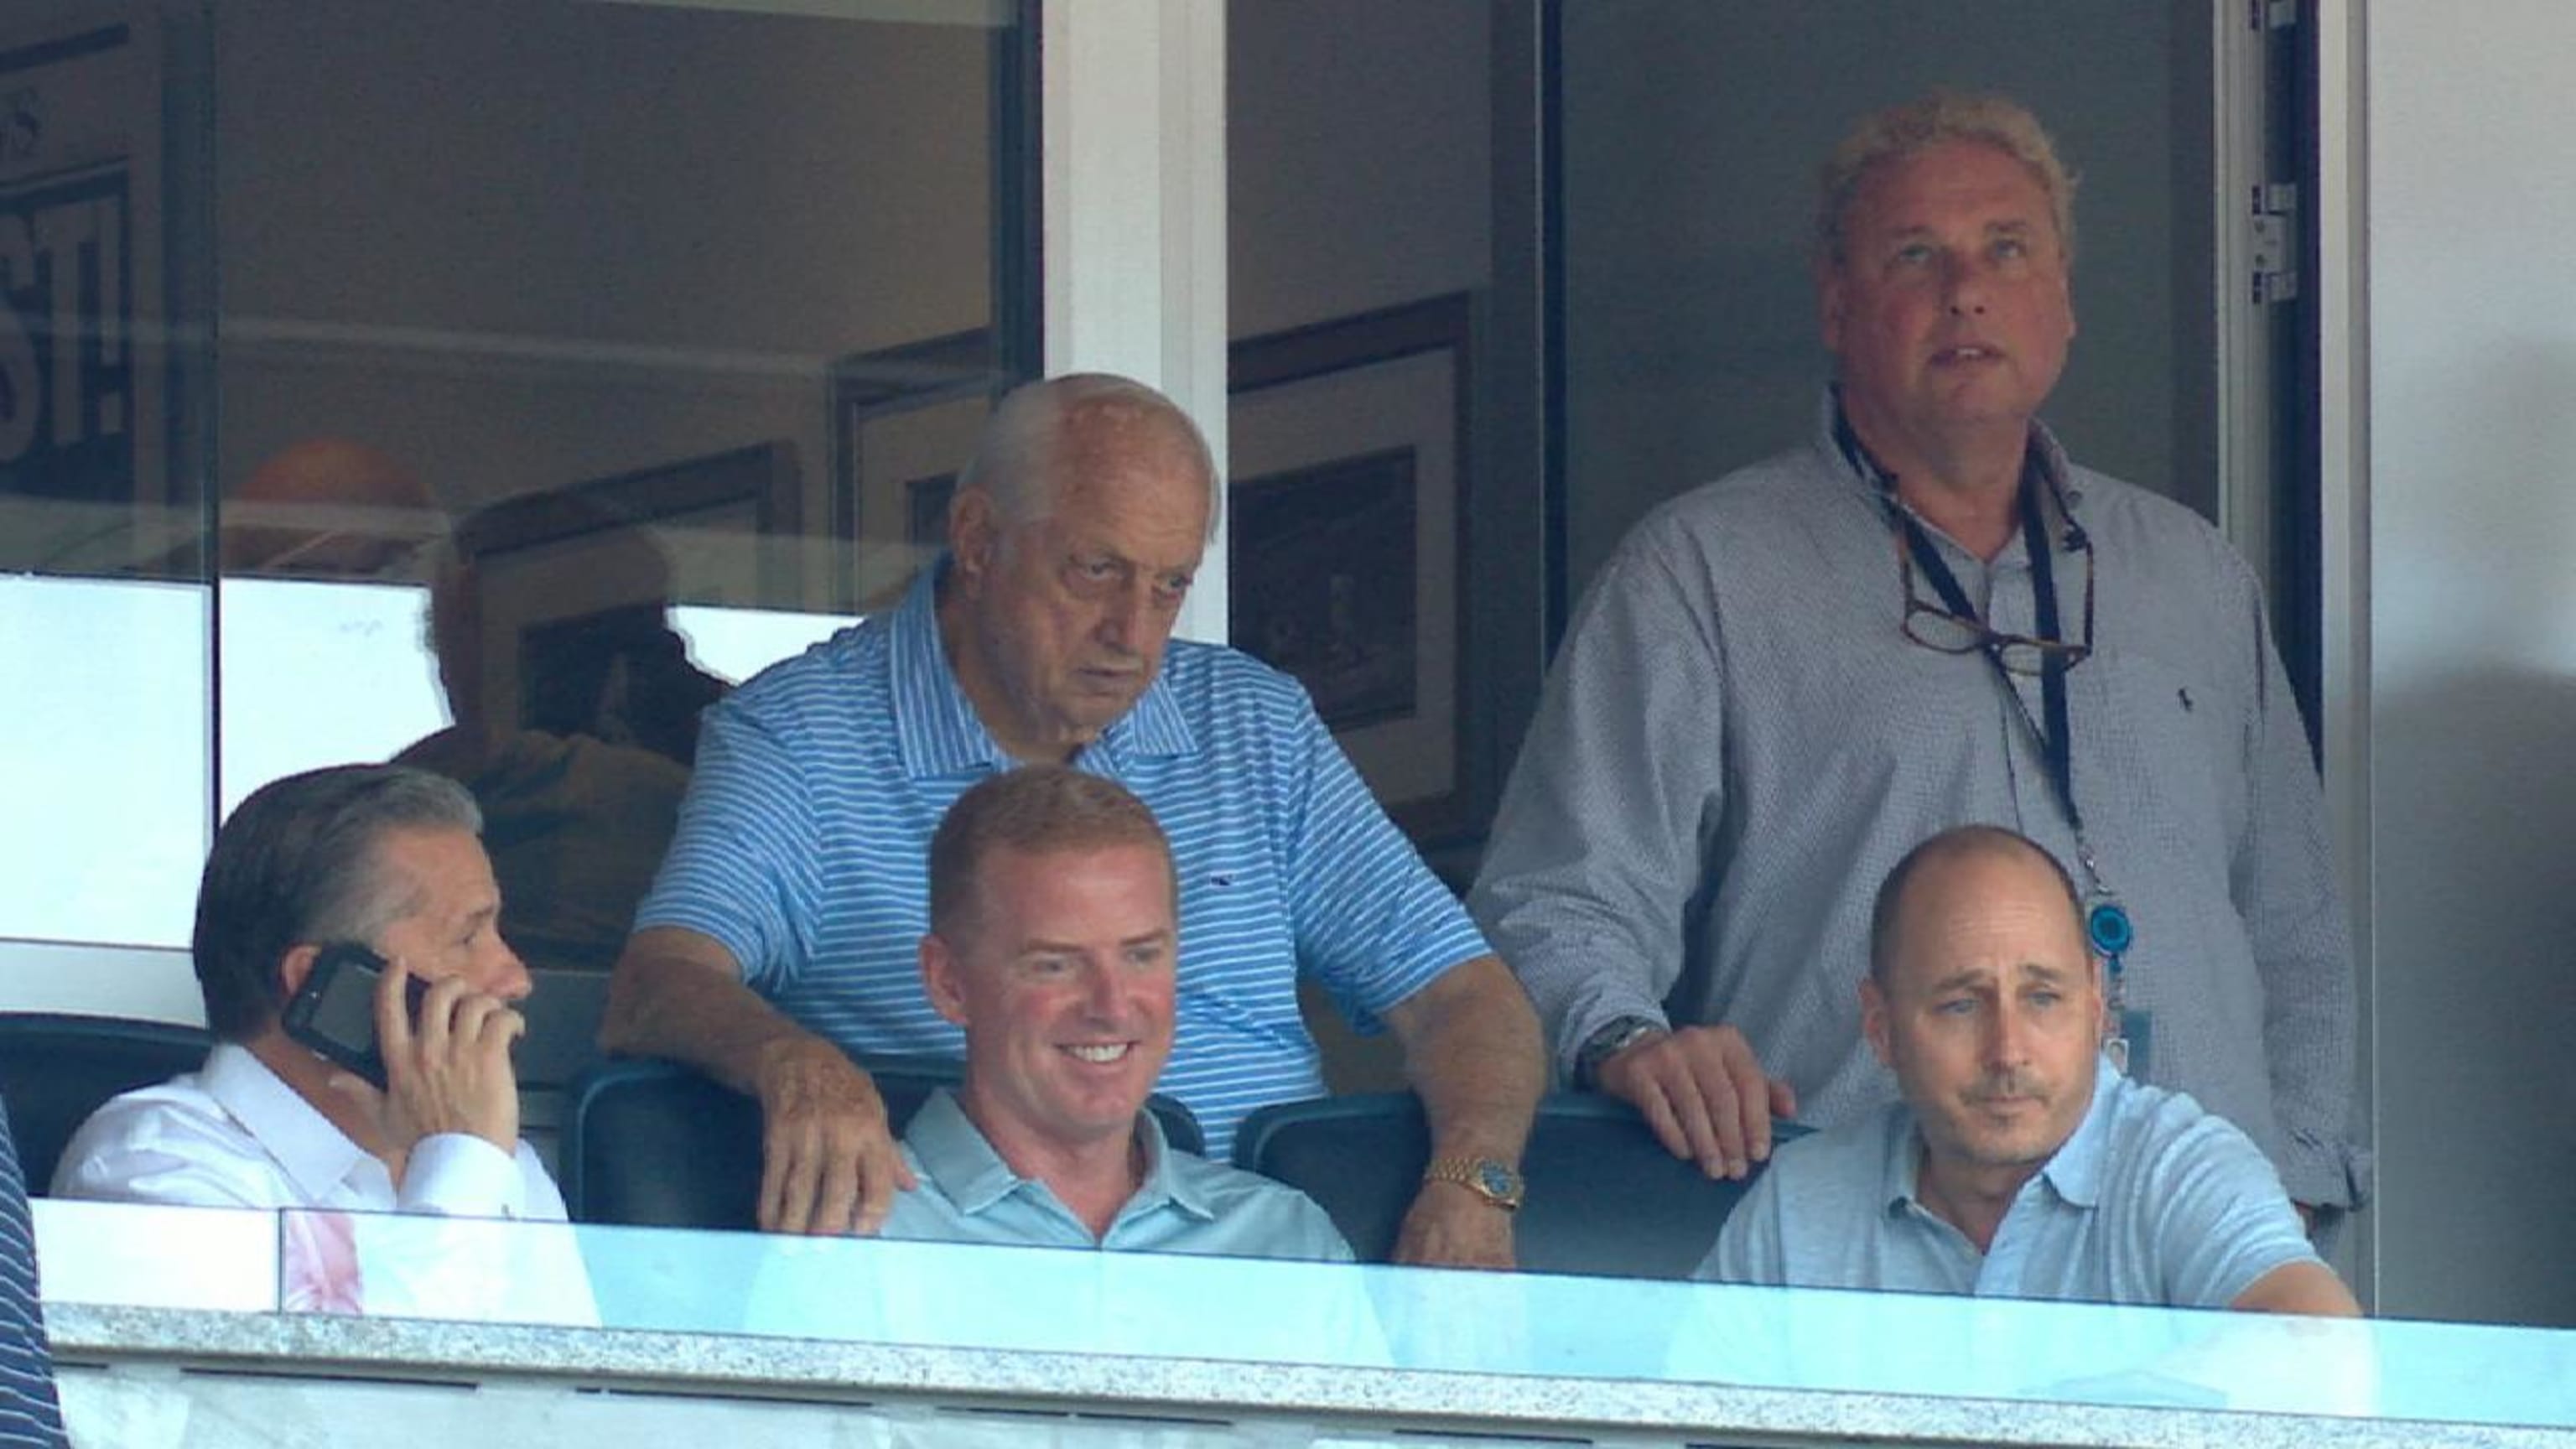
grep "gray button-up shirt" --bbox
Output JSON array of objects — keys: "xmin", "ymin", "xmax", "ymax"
[{"xmin": 1471, "ymin": 397, "xmax": 2366, "ymax": 1207}]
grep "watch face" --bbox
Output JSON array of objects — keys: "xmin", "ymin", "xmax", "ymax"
[{"xmin": 1475, "ymin": 1162, "xmax": 1523, "ymax": 1203}]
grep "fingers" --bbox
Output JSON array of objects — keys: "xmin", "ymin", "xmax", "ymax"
[
  {"xmin": 376, "ymin": 953, "xmax": 419, "ymax": 1056},
  {"xmin": 1598, "ymin": 1026, "xmax": 1784, "ymax": 1180},
  {"xmin": 756, "ymin": 1041, "xmax": 904, "ymax": 1236},
  {"xmin": 1767, "ymin": 1075, "xmax": 1800, "ymax": 1124}
]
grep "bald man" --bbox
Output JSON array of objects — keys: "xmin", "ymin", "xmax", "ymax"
[{"xmin": 1698, "ymin": 825, "xmax": 2355, "ymax": 1317}]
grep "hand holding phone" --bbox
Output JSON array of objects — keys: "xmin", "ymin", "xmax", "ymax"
[
  {"xmin": 281, "ymin": 943, "xmax": 426, "ymax": 1090},
  {"xmin": 285, "ymin": 942, "xmax": 525, "ymax": 1157}
]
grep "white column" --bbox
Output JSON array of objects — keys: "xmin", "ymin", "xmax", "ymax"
[{"xmin": 1041, "ymin": 0, "xmax": 1230, "ymax": 643}]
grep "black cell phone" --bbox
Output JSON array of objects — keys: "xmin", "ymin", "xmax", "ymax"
[{"xmin": 280, "ymin": 942, "xmax": 427, "ymax": 1089}]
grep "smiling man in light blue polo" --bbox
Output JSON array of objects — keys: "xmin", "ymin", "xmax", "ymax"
[
  {"xmin": 886, "ymin": 766, "xmax": 1348, "ymax": 1259},
  {"xmin": 1700, "ymin": 826, "xmax": 2356, "ymax": 1316}
]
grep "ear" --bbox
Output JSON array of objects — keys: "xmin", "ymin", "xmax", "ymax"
[
  {"xmin": 1859, "ymin": 975, "xmax": 1893, "ymax": 1069},
  {"xmin": 1816, "ymin": 258, "xmax": 1849, "ymax": 357},
  {"xmin": 948, "ymin": 488, "xmax": 1002, "ymax": 589},
  {"xmin": 2088, "ymin": 953, "xmax": 2112, "ymax": 1041},
  {"xmin": 919, "ymin": 932, "xmax": 971, "ymax": 1030},
  {"xmin": 276, "ymin": 943, "xmax": 323, "ymax": 1002}
]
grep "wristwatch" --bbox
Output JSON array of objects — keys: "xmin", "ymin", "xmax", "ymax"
[
  {"xmin": 1575, "ymin": 1014, "xmax": 1668, "ymax": 1089},
  {"xmin": 1422, "ymin": 1156, "xmax": 1526, "ymax": 1212}
]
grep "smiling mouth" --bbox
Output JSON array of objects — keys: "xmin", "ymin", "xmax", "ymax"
[
  {"xmin": 1935, "ymin": 344, "xmax": 2003, "ymax": 365},
  {"xmin": 1062, "ymin": 1042, "xmax": 1133, "ymax": 1064}
]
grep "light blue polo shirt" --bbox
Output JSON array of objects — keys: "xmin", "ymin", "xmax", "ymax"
[
  {"xmin": 882, "ymin": 1088, "xmax": 1352, "ymax": 1260},
  {"xmin": 635, "ymin": 562, "xmax": 1489, "ymax": 1156},
  {"xmin": 1699, "ymin": 1056, "xmax": 2319, "ymax": 1308}
]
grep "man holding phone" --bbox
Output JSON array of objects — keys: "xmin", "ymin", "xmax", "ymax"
[{"xmin": 56, "ymin": 764, "xmax": 564, "ymax": 1229}]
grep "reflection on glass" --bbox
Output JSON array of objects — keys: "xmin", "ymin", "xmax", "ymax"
[{"xmin": 49, "ymin": 1195, "xmax": 2576, "ymax": 1437}]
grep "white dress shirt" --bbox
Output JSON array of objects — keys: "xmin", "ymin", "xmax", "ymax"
[{"xmin": 53, "ymin": 1042, "xmax": 594, "ymax": 1326}]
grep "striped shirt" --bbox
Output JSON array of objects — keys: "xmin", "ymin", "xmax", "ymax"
[
  {"xmin": 1472, "ymin": 395, "xmax": 2365, "ymax": 1208},
  {"xmin": 0, "ymin": 1103, "xmax": 66, "ymax": 1448},
  {"xmin": 638, "ymin": 563, "xmax": 1488, "ymax": 1155}
]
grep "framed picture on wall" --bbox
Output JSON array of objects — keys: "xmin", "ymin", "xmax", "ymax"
[
  {"xmin": 1230, "ymin": 293, "xmax": 1474, "ymax": 846},
  {"xmin": 828, "ymin": 328, "xmax": 1001, "ymax": 610},
  {"xmin": 451, "ymin": 439, "xmax": 800, "ymax": 728},
  {"xmin": 0, "ymin": 14, "xmax": 174, "ymax": 576}
]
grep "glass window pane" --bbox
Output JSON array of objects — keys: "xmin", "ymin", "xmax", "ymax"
[{"xmin": 0, "ymin": 0, "xmax": 1032, "ymax": 999}]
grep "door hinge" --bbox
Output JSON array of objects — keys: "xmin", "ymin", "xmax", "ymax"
[{"xmin": 2251, "ymin": 182, "xmax": 2298, "ymax": 304}]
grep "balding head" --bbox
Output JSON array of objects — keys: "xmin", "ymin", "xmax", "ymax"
[
  {"xmin": 1868, "ymin": 824, "xmax": 2085, "ymax": 986},
  {"xmin": 958, "ymin": 374, "xmax": 1218, "ymax": 541},
  {"xmin": 225, "ymin": 437, "xmax": 444, "ymax": 576}
]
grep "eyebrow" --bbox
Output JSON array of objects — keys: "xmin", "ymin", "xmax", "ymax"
[{"xmin": 1920, "ymin": 961, "xmax": 2072, "ymax": 995}]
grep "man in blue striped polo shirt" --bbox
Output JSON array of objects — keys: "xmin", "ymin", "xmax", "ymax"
[{"xmin": 604, "ymin": 374, "xmax": 1542, "ymax": 1267}]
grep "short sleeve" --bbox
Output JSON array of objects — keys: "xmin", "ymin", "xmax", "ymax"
[
  {"xmin": 1278, "ymin": 693, "xmax": 1488, "ymax": 1031},
  {"xmin": 2143, "ymin": 1109, "xmax": 2323, "ymax": 1309},
  {"xmin": 632, "ymin": 694, "xmax": 825, "ymax": 991}
]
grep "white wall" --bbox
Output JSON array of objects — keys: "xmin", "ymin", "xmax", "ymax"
[{"xmin": 2360, "ymin": 2, "xmax": 2576, "ymax": 1326}]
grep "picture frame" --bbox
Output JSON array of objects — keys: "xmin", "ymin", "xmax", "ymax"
[
  {"xmin": 0, "ymin": 13, "xmax": 172, "ymax": 577},
  {"xmin": 450, "ymin": 439, "xmax": 801, "ymax": 730},
  {"xmin": 828, "ymin": 327, "xmax": 1002, "ymax": 609},
  {"xmin": 1230, "ymin": 293, "xmax": 1474, "ymax": 845}
]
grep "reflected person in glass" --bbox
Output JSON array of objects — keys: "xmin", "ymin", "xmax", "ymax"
[
  {"xmin": 862, "ymin": 766, "xmax": 1348, "ymax": 1257},
  {"xmin": 604, "ymin": 373, "xmax": 1541, "ymax": 1267},
  {"xmin": 1470, "ymin": 91, "xmax": 2362, "ymax": 1232},
  {"xmin": 1699, "ymin": 825, "xmax": 2357, "ymax": 1316}
]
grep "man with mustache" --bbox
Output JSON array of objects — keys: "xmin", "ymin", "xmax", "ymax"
[
  {"xmin": 1698, "ymin": 826, "xmax": 2355, "ymax": 1315},
  {"xmin": 1471, "ymin": 92, "xmax": 2362, "ymax": 1232},
  {"xmin": 606, "ymin": 374, "xmax": 1540, "ymax": 1266}
]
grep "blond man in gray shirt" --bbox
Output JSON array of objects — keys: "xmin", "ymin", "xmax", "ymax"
[{"xmin": 1471, "ymin": 91, "xmax": 2363, "ymax": 1224}]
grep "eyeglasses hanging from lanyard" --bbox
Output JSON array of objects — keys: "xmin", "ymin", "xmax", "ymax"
[{"xmin": 1837, "ymin": 410, "xmax": 2143, "ymax": 1072}]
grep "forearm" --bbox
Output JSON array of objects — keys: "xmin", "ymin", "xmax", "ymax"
[
  {"xmin": 599, "ymin": 927, "xmax": 826, "ymax": 1094},
  {"xmin": 1386, "ymin": 955, "xmax": 1545, "ymax": 1163}
]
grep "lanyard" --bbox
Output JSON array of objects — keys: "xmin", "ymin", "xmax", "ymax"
[
  {"xmin": 1893, "ymin": 468, "xmax": 2082, "ymax": 839},
  {"xmin": 1830, "ymin": 409, "xmax": 2106, "ymax": 891}
]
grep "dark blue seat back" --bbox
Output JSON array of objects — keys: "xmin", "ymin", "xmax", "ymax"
[
  {"xmin": 1233, "ymin": 1090, "xmax": 1805, "ymax": 1278},
  {"xmin": 563, "ymin": 1055, "xmax": 1207, "ymax": 1228},
  {"xmin": 0, "ymin": 1013, "xmax": 212, "ymax": 1196}
]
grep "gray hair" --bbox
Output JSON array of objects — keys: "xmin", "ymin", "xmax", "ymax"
[
  {"xmin": 1816, "ymin": 91, "xmax": 2079, "ymax": 267},
  {"xmin": 957, "ymin": 373, "xmax": 1221, "ymax": 543},
  {"xmin": 192, "ymin": 764, "xmax": 483, "ymax": 1040}
]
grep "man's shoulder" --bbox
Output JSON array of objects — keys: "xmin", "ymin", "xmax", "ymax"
[
  {"xmin": 52, "ymin": 1070, "xmax": 261, "ymax": 1197},
  {"xmin": 2062, "ymin": 463, "xmax": 2255, "ymax": 580},
  {"xmin": 2097, "ymin": 1072, "xmax": 2258, "ymax": 1170},
  {"xmin": 1156, "ymin": 638, "xmax": 1313, "ymax": 712},
  {"xmin": 1641, "ymin": 440, "xmax": 1846, "ymax": 536},
  {"xmin": 717, "ymin": 616, "xmax": 891, "ymax": 721}
]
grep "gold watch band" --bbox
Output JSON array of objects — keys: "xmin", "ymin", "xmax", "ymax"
[{"xmin": 1421, "ymin": 1155, "xmax": 1525, "ymax": 1211}]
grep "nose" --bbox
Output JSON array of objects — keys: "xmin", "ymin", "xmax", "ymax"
[
  {"xmin": 1094, "ymin": 579, "xmax": 1154, "ymax": 655},
  {"xmin": 491, "ymin": 939, "xmax": 533, "ymax": 1003},
  {"xmin": 1984, "ymin": 1002, "xmax": 2031, "ymax": 1072},
  {"xmin": 1940, "ymin": 252, "xmax": 1989, "ymax": 316},
  {"xmin": 1078, "ymin": 960, "xmax": 1124, "ymax": 1021}
]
